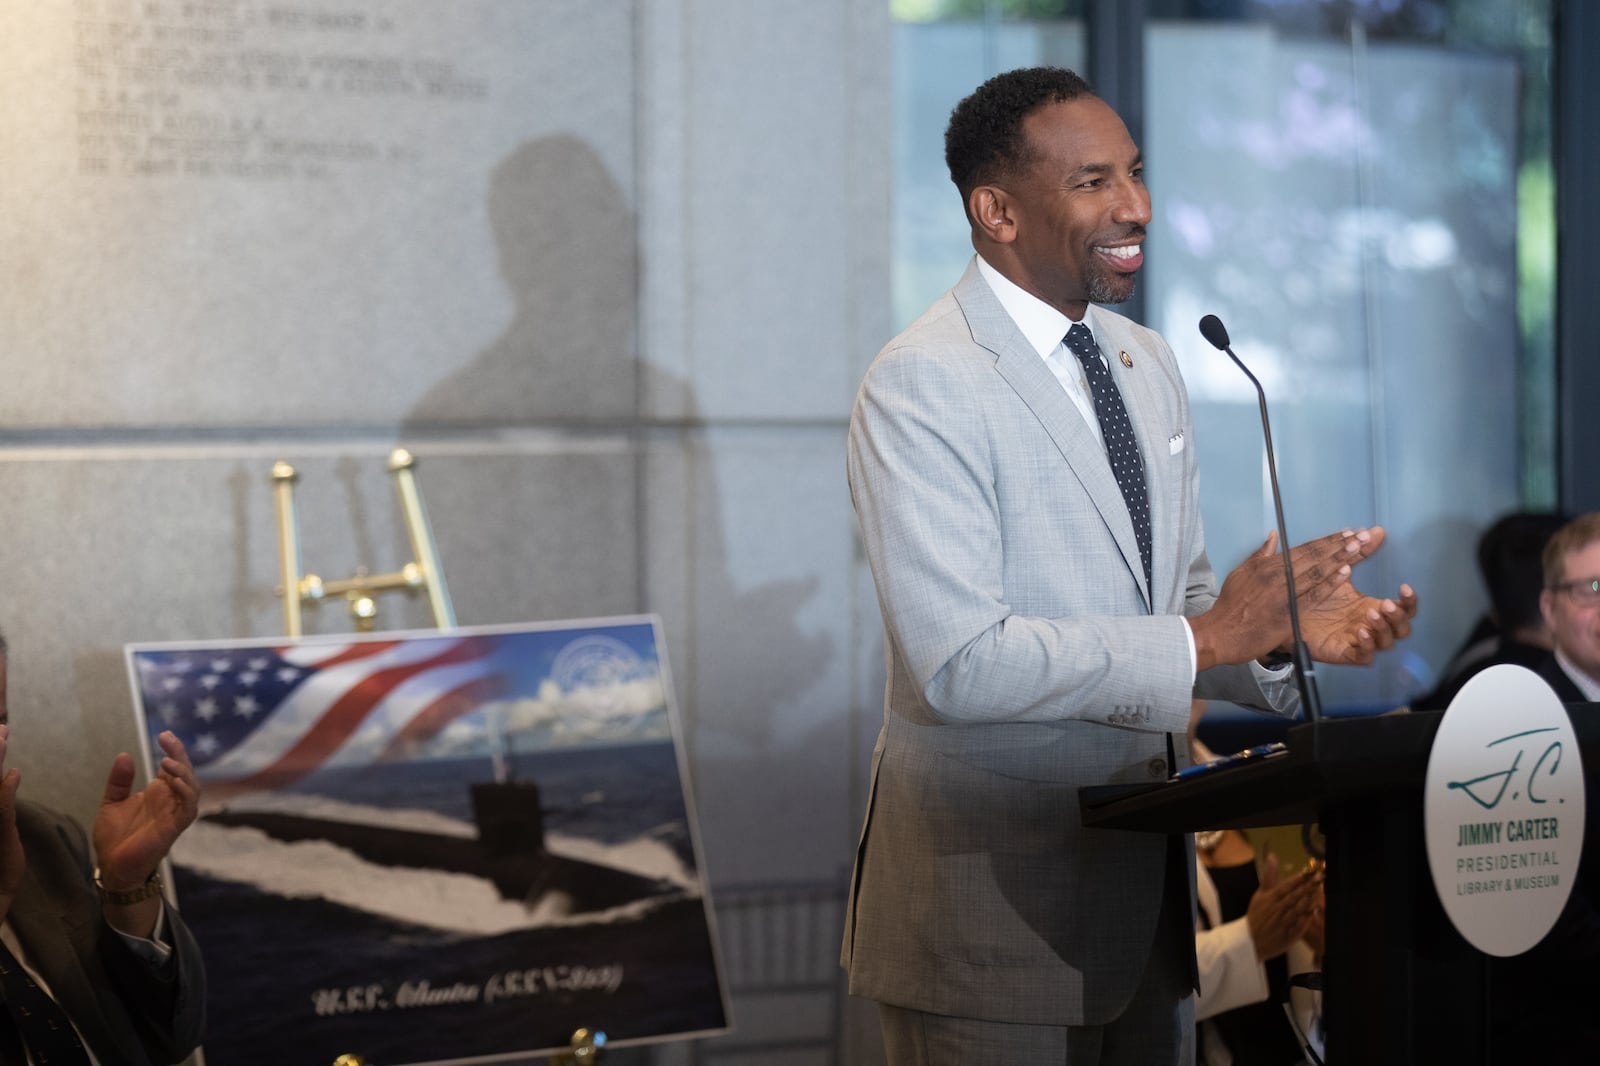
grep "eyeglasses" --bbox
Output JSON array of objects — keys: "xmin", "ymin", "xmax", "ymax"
[{"xmin": 1550, "ymin": 577, "xmax": 1600, "ymax": 605}]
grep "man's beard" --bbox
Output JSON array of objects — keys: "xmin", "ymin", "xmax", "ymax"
[{"xmin": 1086, "ymin": 263, "xmax": 1138, "ymax": 305}]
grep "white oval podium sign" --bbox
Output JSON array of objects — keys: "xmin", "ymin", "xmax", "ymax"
[{"xmin": 1423, "ymin": 664, "xmax": 1585, "ymax": 957}]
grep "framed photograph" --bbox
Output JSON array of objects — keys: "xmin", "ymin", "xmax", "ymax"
[{"xmin": 125, "ymin": 616, "xmax": 728, "ymax": 1065}]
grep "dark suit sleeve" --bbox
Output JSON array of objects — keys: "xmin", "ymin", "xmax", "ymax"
[
  {"xmin": 96, "ymin": 903, "xmax": 207, "ymax": 1063},
  {"xmin": 15, "ymin": 803, "xmax": 205, "ymax": 1065}
]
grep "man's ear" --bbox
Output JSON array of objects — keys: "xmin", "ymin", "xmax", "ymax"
[
  {"xmin": 1540, "ymin": 588, "xmax": 1556, "ymax": 630},
  {"xmin": 969, "ymin": 185, "xmax": 1017, "ymax": 244}
]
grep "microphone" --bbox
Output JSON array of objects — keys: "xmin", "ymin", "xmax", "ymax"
[{"xmin": 1198, "ymin": 314, "xmax": 1323, "ymax": 723}]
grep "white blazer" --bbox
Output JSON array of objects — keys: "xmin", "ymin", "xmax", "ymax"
[{"xmin": 1194, "ymin": 857, "xmax": 1323, "ymax": 1065}]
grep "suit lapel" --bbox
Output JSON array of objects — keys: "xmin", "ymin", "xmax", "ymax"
[
  {"xmin": 952, "ymin": 263, "xmax": 1151, "ymax": 609},
  {"xmin": 7, "ymin": 866, "xmax": 112, "ymax": 1059}
]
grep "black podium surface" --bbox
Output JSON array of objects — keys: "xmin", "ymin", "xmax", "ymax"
[{"xmin": 1081, "ymin": 707, "xmax": 1600, "ymax": 1066}]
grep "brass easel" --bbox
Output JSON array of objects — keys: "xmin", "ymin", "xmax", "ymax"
[{"xmin": 272, "ymin": 447, "xmax": 457, "ymax": 635}]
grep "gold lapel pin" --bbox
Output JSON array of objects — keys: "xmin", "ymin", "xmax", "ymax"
[{"xmin": 1119, "ymin": 351, "xmax": 1133, "ymax": 368}]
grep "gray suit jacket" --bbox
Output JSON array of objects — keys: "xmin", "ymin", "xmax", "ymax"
[
  {"xmin": 3, "ymin": 801, "xmax": 205, "ymax": 1065},
  {"xmin": 842, "ymin": 259, "xmax": 1296, "ymax": 1026}
]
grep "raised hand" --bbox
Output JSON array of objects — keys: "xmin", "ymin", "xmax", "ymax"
[
  {"xmin": 92, "ymin": 730, "xmax": 200, "ymax": 892},
  {"xmin": 1194, "ymin": 526, "xmax": 1417, "ymax": 671},
  {"xmin": 1246, "ymin": 851, "xmax": 1322, "ymax": 963},
  {"xmin": 1193, "ymin": 528, "xmax": 1383, "ymax": 670},
  {"xmin": 1291, "ymin": 528, "xmax": 1417, "ymax": 665}
]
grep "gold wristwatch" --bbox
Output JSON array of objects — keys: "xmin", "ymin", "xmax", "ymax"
[{"xmin": 93, "ymin": 867, "xmax": 164, "ymax": 905}]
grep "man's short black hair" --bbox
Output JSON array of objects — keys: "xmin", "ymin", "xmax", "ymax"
[
  {"xmin": 1479, "ymin": 511, "xmax": 1568, "ymax": 630},
  {"xmin": 944, "ymin": 66, "xmax": 1097, "ymax": 210}
]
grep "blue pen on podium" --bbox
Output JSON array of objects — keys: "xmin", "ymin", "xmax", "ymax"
[{"xmin": 1173, "ymin": 741, "xmax": 1289, "ymax": 781}]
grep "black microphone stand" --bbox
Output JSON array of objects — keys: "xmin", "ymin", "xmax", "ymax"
[{"xmin": 1199, "ymin": 315, "xmax": 1323, "ymax": 723}]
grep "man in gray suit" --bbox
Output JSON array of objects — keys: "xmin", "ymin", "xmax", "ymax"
[
  {"xmin": 0, "ymin": 630, "xmax": 205, "ymax": 1064},
  {"xmin": 843, "ymin": 67, "xmax": 1417, "ymax": 1064}
]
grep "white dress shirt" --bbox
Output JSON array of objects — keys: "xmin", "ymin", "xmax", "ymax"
[{"xmin": 1554, "ymin": 649, "xmax": 1600, "ymax": 701}]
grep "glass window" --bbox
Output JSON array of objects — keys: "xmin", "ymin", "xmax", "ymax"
[
  {"xmin": 1144, "ymin": 1, "xmax": 1554, "ymax": 710},
  {"xmin": 892, "ymin": 2, "xmax": 1085, "ymax": 328}
]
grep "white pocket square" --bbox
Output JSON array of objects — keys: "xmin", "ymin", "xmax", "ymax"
[{"xmin": 1169, "ymin": 431, "xmax": 1185, "ymax": 455}]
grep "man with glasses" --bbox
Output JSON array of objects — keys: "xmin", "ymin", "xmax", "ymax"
[
  {"xmin": 1538, "ymin": 512, "xmax": 1600, "ymax": 701},
  {"xmin": 1487, "ymin": 512, "xmax": 1600, "ymax": 1063}
]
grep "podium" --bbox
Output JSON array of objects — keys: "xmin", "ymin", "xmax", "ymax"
[{"xmin": 1080, "ymin": 708, "xmax": 1600, "ymax": 1065}]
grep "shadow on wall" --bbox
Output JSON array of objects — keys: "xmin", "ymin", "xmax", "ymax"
[
  {"xmin": 401, "ymin": 133, "xmax": 833, "ymax": 752},
  {"xmin": 407, "ymin": 134, "xmax": 638, "ymax": 424}
]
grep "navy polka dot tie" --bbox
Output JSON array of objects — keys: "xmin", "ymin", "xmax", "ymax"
[{"xmin": 1064, "ymin": 322, "xmax": 1151, "ymax": 587}]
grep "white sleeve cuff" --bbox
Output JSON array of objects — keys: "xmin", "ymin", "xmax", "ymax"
[
  {"xmin": 1181, "ymin": 617, "xmax": 1197, "ymax": 682},
  {"xmin": 112, "ymin": 903, "xmax": 175, "ymax": 971}
]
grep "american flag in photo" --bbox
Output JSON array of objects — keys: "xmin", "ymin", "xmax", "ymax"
[{"xmin": 133, "ymin": 635, "xmax": 507, "ymax": 798}]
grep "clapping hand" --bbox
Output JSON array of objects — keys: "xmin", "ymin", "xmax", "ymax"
[
  {"xmin": 92, "ymin": 731, "xmax": 200, "ymax": 895},
  {"xmin": 1247, "ymin": 851, "xmax": 1324, "ymax": 963},
  {"xmin": 1291, "ymin": 528, "xmax": 1417, "ymax": 665}
]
